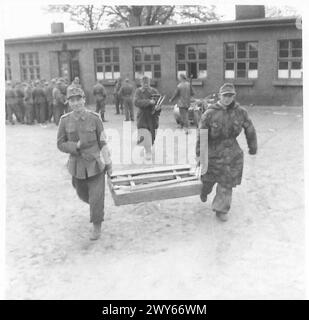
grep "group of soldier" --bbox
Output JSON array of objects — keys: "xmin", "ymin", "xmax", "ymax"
[
  {"xmin": 5, "ymin": 76, "xmax": 82, "ymax": 126},
  {"xmin": 5, "ymin": 75, "xmax": 137, "ymax": 126}
]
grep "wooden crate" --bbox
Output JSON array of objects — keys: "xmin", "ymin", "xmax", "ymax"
[{"xmin": 108, "ymin": 165, "xmax": 202, "ymax": 206}]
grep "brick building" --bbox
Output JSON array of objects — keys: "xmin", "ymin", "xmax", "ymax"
[{"xmin": 4, "ymin": 8, "xmax": 302, "ymax": 106}]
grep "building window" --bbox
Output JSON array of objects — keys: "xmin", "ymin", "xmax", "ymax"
[
  {"xmin": 94, "ymin": 48, "xmax": 120, "ymax": 80},
  {"xmin": 176, "ymin": 44, "xmax": 207, "ymax": 79},
  {"xmin": 5, "ymin": 54, "xmax": 12, "ymax": 81},
  {"xmin": 224, "ymin": 42, "xmax": 258, "ymax": 79},
  {"xmin": 19, "ymin": 52, "xmax": 40, "ymax": 81},
  {"xmin": 278, "ymin": 39, "xmax": 302, "ymax": 79},
  {"xmin": 133, "ymin": 46, "xmax": 161, "ymax": 79}
]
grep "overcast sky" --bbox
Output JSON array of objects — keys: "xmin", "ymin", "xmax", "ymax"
[{"xmin": 0, "ymin": 0, "xmax": 303, "ymax": 39}]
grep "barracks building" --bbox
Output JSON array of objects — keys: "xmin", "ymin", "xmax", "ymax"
[{"xmin": 4, "ymin": 6, "xmax": 302, "ymax": 106}]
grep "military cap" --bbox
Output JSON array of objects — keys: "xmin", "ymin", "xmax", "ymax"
[
  {"xmin": 219, "ymin": 83, "xmax": 236, "ymax": 95},
  {"xmin": 67, "ymin": 86, "xmax": 85, "ymax": 99}
]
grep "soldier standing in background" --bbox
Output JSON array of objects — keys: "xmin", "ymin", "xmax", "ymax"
[
  {"xmin": 53, "ymin": 80, "xmax": 66, "ymax": 125},
  {"xmin": 113, "ymin": 77, "xmax": 123, "ymax": 115},
  {"xmin": 93, "ymin": 80, "xmax": 107, "ymax": 122},
  {"xmin": 134, "ymin": 76, "xmax": 161, "ymax": 161},
  {"xmin": 195, "ymin": 83, "xmax": 257, "ymax": 221},
  {"xmin": 57, "ymin": 87, "xmax": 112, "ymax": 241},
  {"xmin": 32, "ymin": 80, "xmax": 47, "ymax": 124},
  {"xmin": 45, "ymin": 79, "xmax": 56, "ymax": 123},
  {"xmin": 23, "ymin": 82, "xmax": 34, "ymax": 125},
  {"xmin": 5, "ymin": 81, "xmax": 18, "ymax": 125},
  {"xmin": 15, "ymin": 82, "xmax": 25, "ymax": 124},
  {"xmin": 170, "ymin": 74, "xmax": 194, "ymax": 134},
  {"xmin": 119, "ymin": 78, "xmax": 135, "ymax": 121}
]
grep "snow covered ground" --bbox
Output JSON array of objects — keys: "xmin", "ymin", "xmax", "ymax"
[{"xmin": 5, "ymin": 105, "xmax": 305, "ymax": 299}]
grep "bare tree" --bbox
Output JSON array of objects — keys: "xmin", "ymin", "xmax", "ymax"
[
  {"xmin": 45, "ymin": 5, "xmax": 107, "ymax": 31},
  {"xmin": 265, "ymin": 5, "xmax": 300, "ymax": 18},
  {"xmin": 44, "ymin": 5, "xmax": 221, "ymax": 30}
]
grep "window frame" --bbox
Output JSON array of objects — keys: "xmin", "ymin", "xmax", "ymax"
[
  {"xmin": 19, "ymin": 52, "xmax": 40, "ymax": 81},
  {"xmin": 94, "ymin": 47, "xmax": 120, "ymax": 81},
  {"xmin": 5, "ymin": 53, "xmax": 12, "ymax": 81},
  {"xmin": 175, "ymin": 43, "xmax": 207, "ymax": 80},
  {"xmin": 223, "ymin": 41, "xmax": 259, "ymax": 80},
  {"xmin": 277, "ymin": 39, "xmax": 302, "ymax": 79},
  {"xmin": 133, "ymin": 46, "xmax": 161, "ymax": 80}
]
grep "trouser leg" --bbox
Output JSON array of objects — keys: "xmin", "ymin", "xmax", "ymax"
[
  {"xmin": 179, "ymin": 107, "xmax": 189, "ymax": 129},
  {"xmin": 212, "ymin": 184, "xmax": 233, "ymax": 214},
  {"xmin": 39, "ymin": 102, "xmax": 47, "ymax": 123},
  {"xmin": 87, "ymin": 172, "xmax": 105, "ymax": 224},
  {"xmin": 47, "ymin": 102, "xmax": 53, "ymax": 122},
  {"xmin": 53, "ymin": 104, "xmax": 61, "ymax": 125},
  {"xmin": 129, "ymin": 100, "xmax": 134, "ymax": 120},
  {"xmin": 7, "ymin": 104, "xmax": 14, "ymax": 123},
  {"xmin": 124, "ymin": 99, "xmax": 130, "ymax": 121},
  {"xmin": 72, "ymin": 176, "xmax": 89, "ymax": 203},
  {"xmin": 115, "ymin": 95, "xmax": 120, "ymax": 114}
]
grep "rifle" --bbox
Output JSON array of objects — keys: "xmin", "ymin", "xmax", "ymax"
[{"xmin": 151, "ymin": 94, "xmax": 165, "ymax": 115}]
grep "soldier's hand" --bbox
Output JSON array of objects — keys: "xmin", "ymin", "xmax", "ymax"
[
  {"xmin": 150, "ymin": 99, "xmax": 156, "ymax": 106},
  {"xmin": 76, "ymin": 140, "xmax": 81, "ymax": 149},
  {"xmin": 105, "ymin": 163, "xmax": 112, "ymax": 177}
]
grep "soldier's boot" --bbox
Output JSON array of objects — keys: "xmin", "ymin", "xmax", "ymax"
[
  {"xmin": 90, "ymin": 222, "xmax": 102, "ymax": 241},
  {"xmin": 101, "ymin": 112, "xmax": 108, "ymax": 122},
  {"xmin": 200, "ymin": 194, "xmax": 207, "ymax": 203},
  {"xmin": 215, "ymin": 211, "xmax": 229, "ymax": 222}
]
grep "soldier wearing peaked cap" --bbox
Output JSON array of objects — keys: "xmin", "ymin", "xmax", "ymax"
[
  {"xmin": 57, "ymin": 86, "xmax": 112, "ymax": 241},
  {"xmin": 196, "ymin": 83, "xmax": 257, "ymax": 221}
]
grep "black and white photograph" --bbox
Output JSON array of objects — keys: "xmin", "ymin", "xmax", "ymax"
[{"xmin": 1, "ymin": 0, "xmax": 307, "ymax": 300}]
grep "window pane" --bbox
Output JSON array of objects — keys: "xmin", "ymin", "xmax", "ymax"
[
  {"xmin": 279, "ymin": 50, "xmax": 289, "ymax": 58},
  {"xmin": 104, "ymin": 48, "xmax": 111, "ymax": 56},
  {"xmin": 237, "ymin": 50, "xmax": 246, "ymax": 59},
  {"xmin": 114, "ymin": 65, "xmax": 120, "ymax": 72},
  {"xmin": 188, "ymin": 46, "xmax": 196, "ymax": 60},
  {"xmin": 154, "ymin": 64, "xmax": 161, "ymax": 71},
  {"xmin": 225, "ymin": 62, "xmax": 234, "ymax": 70},
  {"xmin": 144, "ymin": 47, "xmax": 152, "ymax": 61},
  {"xmin": 144, "ymin": 64, "xmax": 152, "ymax": 72},
  {"xmin": 249, "ymin": 62, "xmax": 258, "ymax": 70},
  {"xmin": 105, "ymin": 65, "xmax": 112, "ymax": 72},
  {"xmin": 153, "ymin": 47, "xmax": 160, "ymax": 61},
  {"xmin": 199, "ymin": 63, "xmax": 207, "ymax": 71},
  {"xmin": 279, "ymin": 61, "xmax": 288, "ymax": 70},
  {"xmin": 134, "ymin": 48, "xmax": 142, "ymax": 62},
  {"xmin": 291, "ymin": 61, "xmax": 301, "ymax": 69},
  {"xmin": 291, "ymin": 39, "xmax": 302, "ymax": 49},
  {"xmin": 291, "ymin": 49, "xmax": 302, "ymax": 57},
  {"xmin": 291, "ymin": 61, "xmax": 302, "ymax": 78},
  {"xmin": 105, "ymin": 56, "xmax": 111, "ymax": 63},
  {"xmin": 144, "ymin": 70, "xmax": 153, "ymax": 79},
  {"xmin": 177, "ymin": 63, "xmax": 186, "ymax": 71},
  {"xmin": 225, "ymin": 43, "xmax": 235, "ymax": 59},
  {"xmin": 97, "ymin": 66, "xmax": 103, "ymax": 72},
  {"xmin": 279, "ymin": 40, "xmax": 289, "ymax": 49},
  {"xmin": 154, "ymin": 71, "xmax": 161, "ymax": 78},
  {"xmin": 225, "ymin": 70, "xmax": 235, "ymax": 79},
  {"xmin": 177, "ymin": 45, "xmax": 185, "ymax": 60},
  {"xmin": 198, "ymin": 44, "xmax": 207, "ymax": 60},
  {"xmin": 113, "ymin": 48, "xmax": 119, "ymax": 62},
  {"xmin": 237, "ymin": 42, "xmax": 246, "ymax": 51},
  {"xmin": 135, "ymin": 64, "xmax": 142, "ymax": 72},
  {"xmin": 237, "ymin": 62, "xmax": 246, "ymax": 78}
]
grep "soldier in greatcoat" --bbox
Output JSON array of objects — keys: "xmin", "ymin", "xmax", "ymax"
[
  {"xmin": 119, "ymin": 78, "xmax": 135, "ymax": 121},
  {"xmin": 195, "ymin": 83, "xmax": 257, "ymax": 221}
]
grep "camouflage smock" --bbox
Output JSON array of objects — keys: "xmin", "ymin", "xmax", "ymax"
[{"xmin": 196, "ymin": 101, "xmax": 257, "ymax": 188}]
